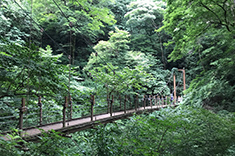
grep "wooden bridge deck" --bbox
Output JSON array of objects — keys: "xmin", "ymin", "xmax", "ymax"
[{"xmin": 2, "ymin": 104, "xmax": 175, "ymax": 141}]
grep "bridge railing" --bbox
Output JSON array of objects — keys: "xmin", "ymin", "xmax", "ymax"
[
  {"xmin": 0, "ymin": 111, "xmax": 19, "ymax": 132},
  {"xmin": 0, "ymin": 94, "xmax": 182, "ymax": 133},
  {"xmin": 0, "ymin": 97, "xmax": 21, "ymax": 132}
]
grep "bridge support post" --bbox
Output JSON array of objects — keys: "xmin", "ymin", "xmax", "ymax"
[
  {"xmin": 178, "ymin": 68, "xmax": 186, "ymax": 91},
  {"xmin": 124, "ymin": 95, "xmax": 127, "ymax": 114},
  {"xmin": 38, "ymin": 96, "xmax": 42, "ymax": 125},
  {"xmin": 166, "ymin": 96, "xmax": 168, "ymax": 105},
  {"xmin": 149, "ymin": 95, "xmax": 152, "ymax": 109},
  {"xmin": 107, "ymin": 94, "xmax": 110, "ymax": 113},
  {"xmin": 69, "ymin": 95, "xmax": 72, "ymax": 120},
  {"xmin": 63, "ymin": 96, "xmax": 68, "ymax": 128},
  {"xmin": 110, "ymin": 95, "xmax": 113, "ymax": 116},
  {"xmin": 19, "ymin": 98, "xmax": 27, "ymax": 131},
  {"xmin": 119, "ymin": 95, "xmax": 121, "ymax": 110},
  {"xmin": 173, "ymin": 74, "xmax": 176, "ymax": 104},
  {"xmin": 144, "ymin": 95, "xmax": 146, "ymax": 109},
  {"xmin": 154, "ymin": 96, "xmax": 156, "ymax": 106},
  {"xmin": 91, "ymin": 95, "xmax": 94, "ymax": 121},
  {"xmin": 157, "ymin": 96, "xmax": 160, "ymax": 106},
  {"xmin": 135, "ymin": 95, "xmax": 138, "ymax": 111}
]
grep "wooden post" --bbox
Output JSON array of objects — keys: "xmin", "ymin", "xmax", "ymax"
[
  {"xmin": 63, "ymin": 96, "xmax": 67, "ymax": 128},
  {"xmin": 124, "ymin": 95, "xmax": 127, "ymax": 114},
  {"xmin": 178, "ymin": 68, "xmax": 186, "ymax": 91},
  {"xmin": 91, "ymin": 95, "xmax": 94, "ymax": 121},
  {"xmin": 135, "ymin": 95, "xmax": 138, "ymax": 111},
  {"xmin": 110, "ymin": 95, "xmax": 113, "ymax": 116},
  {"xmin": 149, "ymin": 95, "xmax": 152, "ymax": 108},
  {"xmin": 69, "ymin": 95, "xmax": 72, "ymax": 120},
  {"xmin": 106, "ymin": 85, "xmax": 109, "ymax": 113},
  {"xmin": 107, "ymin": 94, "xmax": 110, "ymax": 113},
  {"xmin": 164, "ymin": 96, "xmax": 166, "ymax": 105},
  {"xmin": 154, "ymin": 96, "xmax": 156, "ymax": 106},
  {"xmin": 166, "ymin": 96, "xmax": 168, "ymax": 105},
  {"xmin": 183, "ymin": 69, "xmax": 186, "ymax": 91},
  {"xmin": 38, "ymin": 96, "xmax": 42, "ymax": 125},
  {"xmin": 144, "ymin": 95, "xmax": 146, "ymax": 109},
  {"xmin": 119, "ymin": 95, "xmax": 121, "ymax": 110},
  {"xmin": 157, "ymin": 96, "xmax": 160, "ymax": 106},
  {"xmin": 173, "ymin": 73, "xmax": 176, "ymax": 104},
  {"xmin": 19, "ymin": 98, "xmax": 27, "ymax": 130}
]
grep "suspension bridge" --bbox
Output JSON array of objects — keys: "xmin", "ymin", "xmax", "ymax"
[
  {"xmin": 1, "ymin": 94, "xmax": 182, "ymax": 141},
  {"xmin": 1, "ymin": 0, "xmax": 186, "ymax": 141}
]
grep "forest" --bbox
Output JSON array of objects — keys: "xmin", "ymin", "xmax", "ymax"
[{"xmin": 0, "ymin": 0, "xmax": 235, "ymax": 155}]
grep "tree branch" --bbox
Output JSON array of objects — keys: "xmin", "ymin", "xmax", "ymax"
[
  {"xmin": 213, "ymin": 0, "xmax": 231, "ymax": 31},
  {"xmin": 200, "ymin": 2, "xmax": 222, "ymax": 25},
  {"xmin": 157, "ymin": 127, "xmax": 169, "ymax": 153},
  {"xmin": 201, "ymin": 1, "xmax": 231, "ymax": 32}
]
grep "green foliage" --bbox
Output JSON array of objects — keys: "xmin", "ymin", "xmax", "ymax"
[
  {"xmin": 108, "ymin": 0, "xmax": 131, "ymax": 30},
  {"xmin": 91, "ymin": 64, "xmax": 155, "ymax": 95},
  {"xmin": 0, "ymin": 42, "xmax": 67, "ymax": 99},
  {"xmin": 124, "ymin": 0, "xmax": 174, "ymax": 69},
  {"xmin": 1, "ymin": 107, "xmax": 234, "ymax": 155},
  {"xmin": 159, "ymin": 0, "xmax": 235, "ymax": 111},
  {"xmin": 85, "ymin": 28, "xmax": 170, "ymax": 95},
  {"xmin": 0, "ymin": 129, "xmax": 82, "ymax": 156},
  {"xmin": 32, "ymin": 0, "xmax": 116, "ymax": 67},
  {"xmin": 85, "ymin": 28, "xmax": 130, "ymax": 70},
  {"xmin": 0, "ymin": 0, "xmax": 38, "ymax": 45},
  {"xmin": 73, "ymin": 106, "xmax": 235, "ymax": 155},
  {"xmin": 1, "ymin": 0, "xmax": 235, "ymax": 155},
  {"xmin": 159, "ymin": 0, "xmax": 235, "ymax": 61}
]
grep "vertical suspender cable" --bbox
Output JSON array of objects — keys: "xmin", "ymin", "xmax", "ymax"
[
  {"xmin": 25, "ymin": 0, "xmax": 33, "ymax": 127},
  {"xmin": 95, "ymin": 52, "xmax": 98, "ymax": 94},
  {"xmin": 69, "ymin": 22, "xmax": 73, "ymax": 120},
  {"xmin": 27, "ymin": 0, "xmax": 33, "ymax": 105}
]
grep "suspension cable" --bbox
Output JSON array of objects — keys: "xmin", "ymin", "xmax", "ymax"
[
  {"xmin": 12, "ymin": 0, "xmax": 70, "ymax": 55},
  {"xmin": 26, "ymin": 0, "xmax": 33, "ymax": 106}
]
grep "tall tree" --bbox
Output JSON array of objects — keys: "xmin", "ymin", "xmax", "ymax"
[
  {"xmin": 85, "ymin": 28, "xmax": 170, "ymax": 96},
  {"xmin": 124, "ymin": 0, "xmax": 173, "ymax": 69},
  {"xmin": 32, "ymin": 0, "xmax": 116, "ymax": 67},
  {"xmin": 159, "ymin": 0, "xmax": 235, "ymax": 110}
]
